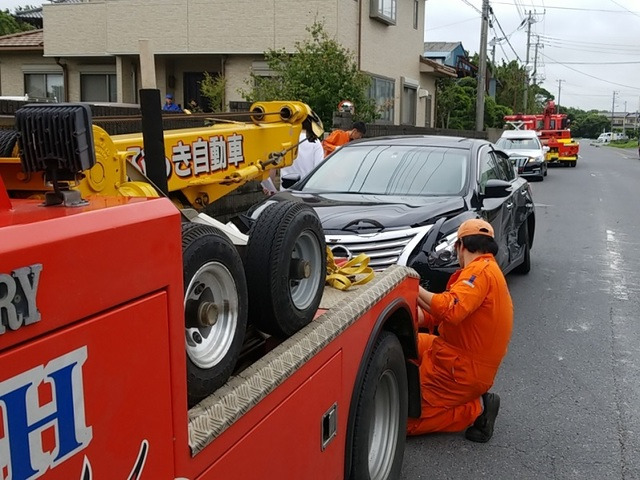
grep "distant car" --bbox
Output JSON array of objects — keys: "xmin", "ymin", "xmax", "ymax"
[
  {"xmin": 495, "ymin": 130, "xmax": 547, "ymax": 181},
  {"xmin": 246, "ymin": 135, "xmax": 535, "ymax": 292}
]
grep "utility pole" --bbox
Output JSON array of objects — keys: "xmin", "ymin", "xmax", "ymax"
[
  {"xmin": 533, "ymin": 36, "xmax": 540, "ymax": 86},
  {"xmin": 556, "ymin": 79, "xmax": 564, "ymax": 113},
  {"xmin": 475, "ymin": 0, "xmax": 490, "ymax": 131},
  {"xmin": 523, "ymin": 11, "xmax": 533, "ymax": 113},
  {"xmin": 611, "ymin": 91, "xmax": 618, "ymax": 130}
]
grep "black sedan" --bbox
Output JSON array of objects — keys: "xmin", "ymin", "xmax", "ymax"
[{"xmin": 247, "ymin": 135, "xmax": 535, "ymax": 292}]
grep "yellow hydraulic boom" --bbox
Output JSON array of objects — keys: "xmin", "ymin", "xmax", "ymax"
[{"xmin": 0, "ymin": 101, "xmax": 323, "ymax": 208}]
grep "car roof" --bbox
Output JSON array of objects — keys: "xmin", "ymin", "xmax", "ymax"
[
  {"xmin": 343, "ymin": 135, "xmax": 489, "ymax": 149},
  {"xmin": 499, "ymin": 130, "xmax": 539, "ymax": 139}
]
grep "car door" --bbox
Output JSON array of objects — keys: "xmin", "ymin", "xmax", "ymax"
[
  {"xmin": 476, "ymin": 147, "xmax": 516, "ymax": 269},
  {"xmin": 493, "ymin": 148, "xmax": 531, "ymax": 265}
]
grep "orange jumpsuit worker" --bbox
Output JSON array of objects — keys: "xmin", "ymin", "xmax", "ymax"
[
  {"xmin": 406, "ymin": 218, "xmax": 513, "ymax": 443},
  {"xmin": 321, "ymin": 121, "xmax": 366, "ymax": 157}
]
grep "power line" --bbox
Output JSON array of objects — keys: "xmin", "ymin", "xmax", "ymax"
[
  {"xmin": 491, "ymin": 1, "xmax": 640, "ymax": 14},
  {"xmin": 460, "ymin": 0, "xmax": 482, "ymax": 15},
  {"xmin": 541, "ymin": 53, "xmax": 640, "ymax": 91},
  {"xmin": 538, "ymin": 34, "xmax": 640, "ymax": 49},
  {"xmin": 490, "ymin": 8, "xmax": 522, "ymax": 62},
  {"xmin": 608, "ymin": 0, "xmax": 640, "ymax": 19},
  {"xmin": 545, "ymin": 61, "xmax": 640, "ymax": 65},
  {"xmin": 428, "ymin": 17, "xmax": 478, "ymax": 31}
]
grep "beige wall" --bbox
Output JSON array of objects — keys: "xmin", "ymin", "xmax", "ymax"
[
  {"xmin": 22, "ymin": 0, "xmax": 439, "ymax": 126},
  {"xmin": 0, "ymin": 52, "xmax": 60, "ymax": 96},
  {"xmin": 43, "ymin": 0, "xmax": 351, "ymax": 56},
  {"xmin": 360, "ymin": 0, "xmax": 428, "ymax": 126}
]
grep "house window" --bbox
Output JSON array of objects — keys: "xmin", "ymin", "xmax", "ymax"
[
  {"xmin": 401, "ymin": 80, "xmax": 417, "ymax": 126},
  {"xmin": 24, "ymin": 73, "xmax": 64, "ymax": 101},
  {"xmin": 81, "ymin": 74, "xmax": 117, "ymax": 102},
  {"xmin": 369, "ymin": 75, "xmax": 395, "ymax": 124},
  {"xmin": 370, "ymin": 0, "xmax": 396, "ymax": 25},
  {"xmin": 413, "ymin": 0, "xmax": 419, "ymax": 29}
]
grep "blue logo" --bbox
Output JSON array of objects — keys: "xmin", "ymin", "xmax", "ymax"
[{"xmin": 0, "ymin": 347, "xmax": 92, "ymax": 479}]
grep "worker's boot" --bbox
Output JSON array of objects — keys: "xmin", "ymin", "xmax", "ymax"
[{"xmin": 465, "ymin": 392, "xmax": 500, "ymax": 443}]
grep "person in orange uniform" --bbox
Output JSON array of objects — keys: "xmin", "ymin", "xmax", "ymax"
[
  {"xmin": 406, "ymin": 218, "xmax": 513, "ymax": 442},
  {"xmin": 321, "ymin": 122, "xmax": 366, "ymax": 157}
]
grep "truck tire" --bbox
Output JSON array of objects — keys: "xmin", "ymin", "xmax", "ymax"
[
  {"xmin": 182, "ymin": 222, "xmax": 248, "ymax": 407},
  {"xmin": 348, "ymin": 331, "xmax": 407, "ymax": 480},
  {"xmin": 245, "ymin": 201, "xmax": 326, "ymax": 337},
  {"xmin": 0, "ymin": 129, "xmax": 18, "ymax": 157}
]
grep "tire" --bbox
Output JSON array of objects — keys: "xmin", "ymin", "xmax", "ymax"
[
  {"xmin": 245, "ymin": 201, "xmax": 326, "ymax": 337},
  {"xmin": 182, "ymin": 222, "xmax": 248, "ymax": 407},
  {"xmin": 571, "ymin": 161, "xmax": 577, "ymax": 168},
  {"xmin": 347, "ymin": 332, "xmax": 408, "ymax": 480},
  {"xmin": 544, "ymin": 164, "xmax": 548, "ymax": 177},
  {"xmin": 514, "ymin": 221, "xmax": 531, "ymax": 274},
  {"xmin": 0, "ymin": 129, "xmax": 18, "ymax": 157}
]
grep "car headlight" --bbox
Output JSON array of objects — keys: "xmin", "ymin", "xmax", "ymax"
[
  {"xmin": 528, "ymin": 155, "xmax": 544, "ymax": 163},
  {"xmin": 432, "ymin": 231, "xmax": 458, "ymax": 265}
]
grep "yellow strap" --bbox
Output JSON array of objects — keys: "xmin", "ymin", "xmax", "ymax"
[{"xmin": 326, "ymin": 247, "xmax": 375, "ymax": 291}]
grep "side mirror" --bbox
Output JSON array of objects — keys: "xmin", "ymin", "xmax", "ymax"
[
  {"xmin": 483, "ymin": 179, "xmax": 512, "ymax": 199},
  {"xmin": 281, "ymin": 173, "xmax": 301, "ymax": 189},
  {"xmin": 542, "ymin": 146, "xmax": 550, "ymax": 153}
]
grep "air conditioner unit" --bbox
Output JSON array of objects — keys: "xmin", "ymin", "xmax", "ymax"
[{"xmin": 418, "ymin": 89, "xmax": 430, "ymax": 98}]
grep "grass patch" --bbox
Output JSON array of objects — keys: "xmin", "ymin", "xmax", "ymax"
[{"xmin": 609, "ymin": 139, "xmax": 639, "ymax": 148}]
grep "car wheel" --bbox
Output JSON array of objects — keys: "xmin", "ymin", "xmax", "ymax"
[
  {"xmin": 514, "ymin": 221, "xmax": 531, "ymax": 274},
  {"xmin": 245, "ymin": 200, "xmax": 326, "ymax": 337},
  {"xmin": 347, "ymin": 331, "xmax": 407, "ymax": 480},
  {"xmin": 544, "ymin": 164, "xmax": 548, "ymax": 176},
  {"xmin": 182, "ymin": 222, "xmax": 249, "ymax": 407}
]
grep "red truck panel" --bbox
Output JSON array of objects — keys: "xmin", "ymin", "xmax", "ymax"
[{"xmin": 0, "ymin": 293, "xmax": 175, "ymax": 479}]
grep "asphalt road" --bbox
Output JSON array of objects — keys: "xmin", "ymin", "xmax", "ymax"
[{"xmin": 401, "ymin": 142, "xmax": 640, "ymax": 480}]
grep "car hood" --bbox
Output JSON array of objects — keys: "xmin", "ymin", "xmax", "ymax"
[
  {"xmin": 503, "ymin": 149, "xmax": 543, "ymax": 158},
  {"xmin": 265, "ymin": 191, "xmax": 467, "ymax": 232}
]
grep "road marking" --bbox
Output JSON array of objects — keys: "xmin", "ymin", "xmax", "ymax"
[{"xmin": 605, "ymin": 229, "xmax": 628, "ymax": 301}]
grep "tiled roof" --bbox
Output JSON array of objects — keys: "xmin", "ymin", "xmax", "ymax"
[
  {"xmin": 14, "ymin": 0, "xmax": 85, "ymax": 20},
  {"xmin": 0, "ymin": 29, "xmax": 44, "ymax": 50},
  {"xmin": 423, "ymin": 42, "xmax": 464, "ymax": 54}
]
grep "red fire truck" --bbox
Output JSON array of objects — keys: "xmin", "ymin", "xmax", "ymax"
[
  {"xmin": 0, "ymin": 99, "xmax": 420, "ymax": 479},
  {"xmin": 504, "ymin": 100, "xmax": 579, "ymax": 167}
]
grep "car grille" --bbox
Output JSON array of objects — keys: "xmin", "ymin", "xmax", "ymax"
[{"xmin": 326, "ymin": 225, "xmax": 432, "ymax": 271}]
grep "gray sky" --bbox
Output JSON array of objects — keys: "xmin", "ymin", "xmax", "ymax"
[
  {"xmin": 4, "ymin": 0, "xmax": 640, "ymax": 112},
  {"xmin": 425, "ymin": 0, "xmax": 640, "ymax": 113}
]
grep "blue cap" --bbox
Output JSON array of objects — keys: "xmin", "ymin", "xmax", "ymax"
[{"xmin": 166, "ymin": 93, "xmax": 173, "ymax": 99}]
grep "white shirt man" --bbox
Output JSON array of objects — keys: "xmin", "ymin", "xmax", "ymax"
[{"xmin": 279, "ymin": 132, "xmax": 325, "ymax": 190}]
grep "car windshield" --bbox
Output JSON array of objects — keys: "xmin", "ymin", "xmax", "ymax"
[
  {"xmin": 301, "ymin": 144, "xmax": 469, "ymax": 196},
  {"xmin": 496, "ymin": 137, "xmax": 540, "ymax": 150}
]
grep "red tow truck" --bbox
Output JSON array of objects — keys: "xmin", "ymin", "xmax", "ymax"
[
  {"xmin": 504, "ymin": 100, "xmax": 579, "ymax": 167},
  {"xmin": 0, "ymin": 98, "xmax": 420, "ymax": 479}
]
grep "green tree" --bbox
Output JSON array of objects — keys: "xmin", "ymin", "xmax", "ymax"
[
  {"xmin": 240, "ymin": 21, "xmax": 376, "ymax": 128},
  {"xmin": 566, "ymin": 109, "xmax": 610, "ymax": 138},
  {"xmin": 199, "ymin": 72, "xmax": 226, "ymax": 113},
  {"xmin": 0, "ymin": 9, "xmax": 34, "ymax": 36},
  {"xmin": 494, "ymin": 60, "xmax": 527, "ymax": 113}
]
